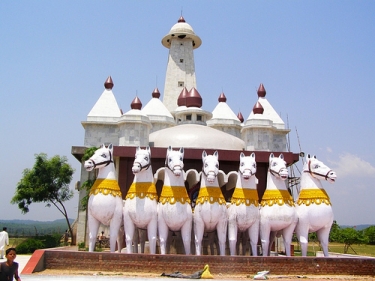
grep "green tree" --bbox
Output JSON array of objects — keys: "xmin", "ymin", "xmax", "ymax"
[
  {"xmin": 364, "ymin": 226, "xmax": 375, "ymax": 245},
  {"xmin": 329, "ymin": 220, "xmax": 341, "ymax": 242},
  {"xmin": 11, "ymin": 153, "xmax": 75, "ymax": 244},
  {"xmin": 338, "ymin": 227, "xmax": 369, "ymax": 254},
  {"xmin": 79, "ymin": 147, "xmax": 98, "ymax": 211}
]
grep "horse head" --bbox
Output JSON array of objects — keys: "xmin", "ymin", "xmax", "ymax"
[
  {"xmin": 202, "ymin": 150, "xmax": 219, "ymax": 184},
  {"xmin": 268, "ymin": 153, "xmax": 288, "ymax": 180},
  {"xmin": 132, "ymin": 146, "xmax": 151, "ymax": 174},
  {"xmin": 239, "ymin": 152, "xmax": 256, "ymax": 180},
  {"xmin": 165, "ymin": 146, "xmax": 184, "ymax": 177},
  {"xmin": 303, "ymin": 154, "xmax": 337, "ymax": 183},
  {"xmin": 84, "ymin": 144, "xmax": 113, "ymax": 172}
]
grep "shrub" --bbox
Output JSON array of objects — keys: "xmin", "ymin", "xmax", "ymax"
[{"xmin": 15, "ymin": 234, "xmax": 62, "ymax": 254}]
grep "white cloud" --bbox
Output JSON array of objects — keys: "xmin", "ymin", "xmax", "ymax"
[{"xmin": 328, "ymin": 153, "xmax": 375, "ymax": 178}]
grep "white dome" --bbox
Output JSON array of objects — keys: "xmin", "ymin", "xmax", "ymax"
[{"xmin": 149, "ymin": 124, "xmax": 245, "ymax": 150}]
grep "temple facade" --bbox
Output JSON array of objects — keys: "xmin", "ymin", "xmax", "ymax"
[{"xmin": 71, "ymin": 16, "xmax": 299, "ymax": 248}]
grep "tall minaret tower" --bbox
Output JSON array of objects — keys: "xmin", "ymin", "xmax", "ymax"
[{"xmin": 162, "ymin": 16, "xmax": 202, "ymax": 112}]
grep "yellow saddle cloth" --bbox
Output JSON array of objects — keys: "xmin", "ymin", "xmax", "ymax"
[
  {"xmin": 196, "ymin": 187, "xmax": 227, "ymax": 206},
  {"xmin": 297, "ymin": 188, "xmax": 331, "ymax": 206},
  {"xmin": 260, "ymin": 189, "xmax": 294, "ymax": 207},
  {"xmin": 125, "ymin": 182, "xmax": 158, "ymax": 201},
  {"xmin": 89, "ymin": 179, "xmax": 122, "ymax": 198},
  {"xmin": 159, "ymin": 186, "xmax": 191, "ymax": 205},
  {"xmin": 230, "ymin": 188, "xmax": 259, "ymax": 207}
]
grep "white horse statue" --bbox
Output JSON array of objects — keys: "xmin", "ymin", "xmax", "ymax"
[
  {"xmin": 158, "ymin": 146, "xmax": 193, "ymax": 255},
  {"xmin": 227, "ymin": 152, "xmax": 260, "ymax": 256},
  {"xmin": 295, "ymin": 154, "xmax": 337, "ymax": 256},
  {"xmin": 84, "ymin": 144, "xmax": 123, "ymax": 252},
  {"xmin": 259, "ymin": 153, "xmax": 297, "ymax": 256},
  {"xmin": 123, "ymin": 146, "xmax": 158, "ymax": 254},
  {"xmin": 194, "ymin": 150, "xmax": 228, "ymax": 256}
]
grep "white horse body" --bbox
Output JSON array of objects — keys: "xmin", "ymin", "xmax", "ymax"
[
  {"xmin": 227, "ymin": 152, "xmax": 260, "ymax": 256},
  {"xmin": 295, "ymin": 154, "xmax": 337, "ymax": 257},
  {"xmin": 123, "ymin": 147, "xmax": 158, "ymax": 254},
  {"xmin": 84, "ymin": 144, "xmax": 123, "ymax": 252},
  {"xmin": 194, "ymin": 151, "xmax": 228, "ymax": 256},
  {"xmin": 259, "ymin": 153, "xmax": 297, "ymax": 256},
  {"xmin": 158, "ymin": 147, "xmax": 193, "ymax": 255}
]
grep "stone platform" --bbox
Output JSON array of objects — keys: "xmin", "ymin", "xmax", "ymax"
[{"xmin": 22, "ymin": 248, "xmax": 375, "ymax": 276}]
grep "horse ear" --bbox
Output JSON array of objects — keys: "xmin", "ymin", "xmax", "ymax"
[
  {"xmin": 240, "ymin": 152, "xmax": 245, "ymax": 158},
  {"xmin": 250, "ymin": 152, "xmax": 255, "ymax": 159},
  {"xmin": 100, "ymin": 143, "xmax": 105, "ymax": 148},
  {"xmin": 279, "ymin": 153, "xmax": 284, "ymax": 160},
  {"xmin": 214, "ymin": 151, "xmax": 219, "ymax": 160},
  {"xmin": 202, "ymin": 150, "xmax": 207, "ymax": 161},
  {"xmin": 269, "ymin": 153, "xmax": 274, "ymax": 161},
  {"xmin": 108, "ymin": 143, "xmax": 113, "ymax": 150},
  {"xmin": 313, "ymin": 155, "xmax": 317, "ymax": 159},
  {"xmin": 136, "ymin": 146, "xmax": 140, "ymax": 152},
  {"xmin": 180, "ymin": 147, "xmax": 184, "ymax": 156},
  {"xmin": 147, "ymin": 147, "xmax": 151, "ymax": 156}
]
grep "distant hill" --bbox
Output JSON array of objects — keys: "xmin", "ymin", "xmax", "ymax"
[
  {"xmin": 0, "ymin": 219, "xmax": 75, "ymax": 236},
  {"xmin": 341, "ymin": 224, "xmax": 374, "ymax": 231}
]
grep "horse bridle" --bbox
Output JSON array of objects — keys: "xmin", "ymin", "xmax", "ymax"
[
  {"xmin": 304, "ymin": 160, "xmax": 333, "ymax": 180},
  {"xmin": 239, "ymin": 163, "xmax": 255, "ymax": 176},
  {"xmin": 268, "ymin": 160, "xmax": 287, "ymax": 177},
  {"xmin": 165, "ymin": 155, "xmax": 183, "ymax": 172},
  {"xmin": 202, "ymin": 160, "xmax": 218, "ymax": 178},
  {"xmin": 90, "ymin": 150, "xmax": 113, "ymax": 168},
  {"xmin": 134, "ymin": 152, "xmax": 151, "ymax": 171}
]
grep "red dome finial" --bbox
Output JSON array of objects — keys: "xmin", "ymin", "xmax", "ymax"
[
  {"xmin": 152, "ymin": 88, "xmax": 160, "ymax": 98},
  {"xmin": 218, "ymin": 92, "xmax": 227, "ymax": 102},
  {"xmin": 131, "ymin": 96, "xmax": 142, "ymax": 110},
  {"xmin": 237, "ymin": 111, "xmax": 244, "ymax": 123},
  {"xmin": 178, "ymin": 16, "xmax": 186, "ymax": 23},
  {"xmin": 186, "ymin": 87, "xmax": 202, "ymax": 108},
  {"xmin": 177, "ymin": 87, "xmax": 188, "ymax": 106},
  {"xmin": 104, "ymin": 76, "xmax": 114, "ymax": 90},
  {"xmin": 257, "ymin": 83, "xmax": 266, "ymax": 98},
  {"xmin": 253, "ymin": 101, "xmax": 264, "ymax": 114}
]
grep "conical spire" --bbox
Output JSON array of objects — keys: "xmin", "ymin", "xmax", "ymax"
[
  {"xmin": 104, "ymin": 76, "xmax": 114, "ymax": 89},
  {"xmin": 152, "ymin": 88, "xmax": 161, "ymax": 99},
  {"xmin": 237, "ymin": 111, "xmax": 244, "ymax": 123},
  {"xmin": 177, "ymin": 87, "xmax": 188, "ymax": 106},
  {"xmin": 253, "ymin": 101, "xmax": 264, "ymax": 114},
  {"xmin": 131, "ymin": 96, "xmax": 142, "ymax": 110},
  {"xmin": 257, "ymin": 83, "xmax": 266, "ymax": 98},
  {"xmin": 186, "ymin": 87, "xmax": 202, "ymax": 108},
  {"xmin": 218, "ymin": 92, "xmax": 227, "ymax": 102}
]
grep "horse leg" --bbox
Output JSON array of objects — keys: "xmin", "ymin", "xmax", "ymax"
[
  {"xmin": 124, "ymin": 220, "xmax": 135, "ymax": 254},
  {"xmin": 228, "ymin": 217, "xmax": 238, "ymax": 256},
  {"xmin": 296, "ymin": 224, "xmax": 309, "ymax": 257},
  {"xmin": 217, "ymin": 220, "xmax": 228, "ymax": 256},
  {"xmin": 260, "ymin": 224, "xmax": 271, "ymax": 256},
  {"xmin": 158, "ymin": 214, "xmax": 169, "ymax": 255},
  {"xmin": 147, "ymin": 217, "xmax": 158, "ymax": 254},
  {"xmin": 248, "ymin": 221, "xmax": 259, "ymax": 256},
  {"xmin": 194, "ymin": 216, "xmax": 204, "ymax": 255},
  {"xmin": 109, "ymin": 212, "xmax": 122, "ymax": 253},
  {"xmin": 87, "ymin": 214, "xmax": 100, "ymax": 252},
  {"xmin": 282, "ymin": 224, "xmax": 297, "ymax": 257},
  {"xmin": 317, "ymin": 227, "xmax": 331, "ymax": 257},
  {"xmin": 181, "ymin": 218, "xmax": 192, "ymax": 255}
]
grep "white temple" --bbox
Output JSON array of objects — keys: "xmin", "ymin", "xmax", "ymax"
[{"xmin": 73, "ymin": 16, "xmax": 292, "ymax": 246}]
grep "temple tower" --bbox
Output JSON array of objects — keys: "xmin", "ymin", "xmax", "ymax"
[{"xmin": 162, "ymin": 16, "xmax": 202, "ymax": 112}]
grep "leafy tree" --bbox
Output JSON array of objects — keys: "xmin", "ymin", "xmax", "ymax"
[
  {"xmin": 11, "ymin": 153, "xmax": 75, "ymax": 244},
  {"xmin": 337, "ymin": 227, "xmax": 369, "ymax": 254},
  {"xmin": 329, "ymin": 220, "xmax": 341, "ymax": 242},
  {"xmin": 79, "ymin": 147, "xmax": 98, "ymax": 211},
  {"xmin": 363, "ymin": 226, "xmax": 375, "ymax": 245}
]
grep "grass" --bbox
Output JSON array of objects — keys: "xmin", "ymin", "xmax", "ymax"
[
  {"xmin": 293, "ymin": 241, "xmax": 375, "ymax": 257},
  {"xmin": 8, "ymin": 238, "xmax": 28, "ymax": 248}
]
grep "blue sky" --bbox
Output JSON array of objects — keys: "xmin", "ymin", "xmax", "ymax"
[{"xmin": 1, "ymin": 1, "xmax": 374, "ymax": 226}]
